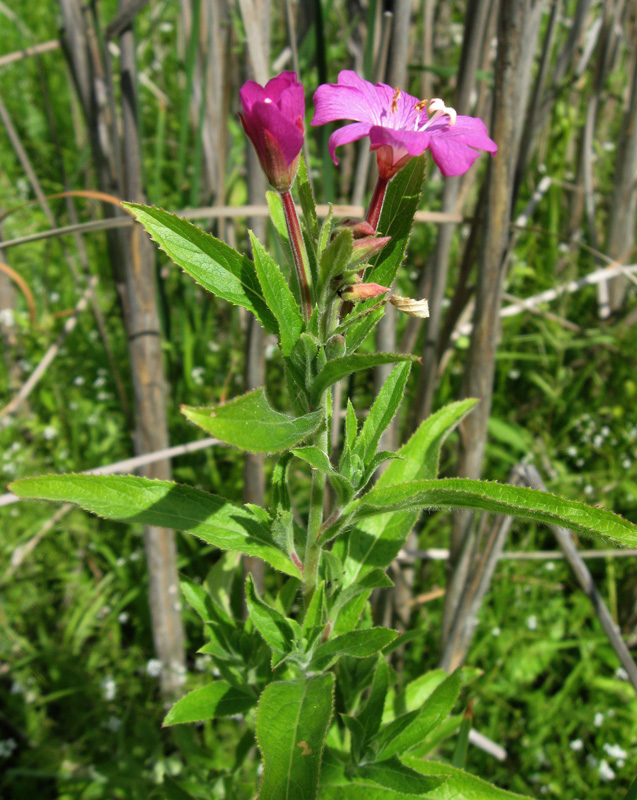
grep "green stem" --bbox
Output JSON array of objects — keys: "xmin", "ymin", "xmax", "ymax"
[
  {"xmin": 281, "ymin": 189, "xmax": 313, "ymax": 322},
  {"xmin": 303, "ymin": 390, "xmax": 330, "ymax": 607}
]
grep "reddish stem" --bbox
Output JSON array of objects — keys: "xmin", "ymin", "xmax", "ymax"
[
  {"xmin": 281, "ymin": 190, "xmax": 313, "ymax": 322},
  {"xmin": 365, "ymin": 175, "xmax": 390, "ymax": 232}
]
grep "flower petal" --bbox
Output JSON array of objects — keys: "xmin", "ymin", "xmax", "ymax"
[
  {"xmin": 313, "ymin": 84, "xmax": 379, "ymax": 126},
  {"xmin": 428, "ymin": 116, "xmax": 497, "ymax": 177},
  {"xmin": 252, "ymin": 101, "xmax": 304, "ymax": 165},
  {"xmin": 327, "ymin": 121, "xmax": 372, "ymax": 164},
  {"xmin": 240, "ymin": 80, "xmax": 265, "ymax": 113},
  {"xmin": 369, "ymin": 126, "xmax": 431, "ymax": 158}
]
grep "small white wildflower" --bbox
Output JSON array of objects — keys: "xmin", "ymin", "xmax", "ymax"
[
  {"xmin": 544, "ymin": 561, "xmax": 556, "ymax": 572},
  {"xmin": 566, "ymin": 446, "xmax": 578, "ymax": 458},
  {"xmin": 569, "ymin": 739, "xmax": 583, "ymax": 752},
  {"xmin": 43, "ymin": 426, "xmax": 58, "ymax": 441},
  {"xmin": 10, "ymin": 681, "xmax": 24, "ymax": 695},
  {"xmin": 50, "ymin": 292, "xmax": 60, "ymax": 303},
  {"xmin": 601, "ymin": 141, "xmax": 615, "ymax": 152},
  {"xmin": 0, "ymin": 738, "xmax": 17, "ymax": 758},
  {"xmin": 100, "ymin": 676, "xmax": 116, "ymax": 702},
  {"xmin": 615, "ymin": 667, "xmax": 628, "ymax": 681},
  {"xmin": 576, "ymin": 458, "xmax": 585, "ymax": 467},
  {"xmin": 194, "ymin": 655, "xmax": 211, "ymax": 672},
  {"xmin": 558, "ymin": 242, "xmax": 570, "ymax": 254},
  {"xmin": 600, "ymin": 426, "xmax": 610, "ymax": 437},
  {"xmin": 491, "ymin": 627, "xmax": 501, "ymax": 637},
  {"xmin": 0, "ymin": 308, "xmax": 15, "ymax": 327},
  {"xmin": 584, "ymin": 485, "xmax": 594, "ymax": 497},
  {"xmin": 172, "ymin": 602, "xmax": 183, "ymax": 613},
  {"xmin": 191, "ymin": 366, "xmax": 205, "ymax": 386},
  {"xmin": 93, "ymin": 376, "xmax": 107, "ymax": 388},
  {"xmin": 508, "ymin": 369, "xmax": 521, "ymax": 380},
  {"xmin": 603, "ymin": 743, "xmax": 627, "ymax": 760},
  {"xmin": 586, "ymin": 754, "xmax": 598, "ymax": 768},
  {"xmin": 116, "ymin": 557, "xmax": 126, "ymax": 567},
  {"xmin": 118, "ymin": 612, "xmax": 129, "ymax": 624},
  {"xmin": 526, "ymin": 615, "xmax": 538, "ymax": 631},
  {"xmin": 97, "ymin": 605, "xmax": 111, "ymax": 619},
  {"xmin": 129, "ymin": 550, "xmax": 141, "ymax": 562},
  {"xmin": 617, "ymin": 759, "xmax": 625, "ymax": 768},
  {"xmin": 622, "ymin": 458, "xmax": 632, "ymax": 469},
  {"xmin": 159, "ymin": 21, "xmax": 174, "ymax": 32},
  {"xmin": 146, "ymin": 658, "xmax": 162, "ymax": 677},
  {"xmin": 594, "ymin": 712, "xmax": 604, "ymax": 728},
  {"xmin": 593, "ymin": 435, "xmax": 604, "ymax": 448},
  {"xmin": 598, "ymin": 760, "xmax": 615, "ymax": 781},
  {"xmin": 10, "ymin": 442, "xmax": 21, "ymax": 453},
  {"xmin": 208, "ymin": 341, "xmax": 221, "ymax": 353},
  {"xmin": 104, "ymin": 715, "xmax": 122, "ymax": 732},
  {"xmin": 96, "ymin": 391, "xmax": 111, "ymax": 402},
  {"xmin": 73, "ymin": 375, "xmax": 85, "ymax": 386}
]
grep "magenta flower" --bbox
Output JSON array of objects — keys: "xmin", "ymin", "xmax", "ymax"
[
  {"xmin": 239, "ymin": 71, "xmax": 305, "ymax": 192},
  {"xmin": 312, "ymin": 70, "xmax": 497, "ymax": 179}
]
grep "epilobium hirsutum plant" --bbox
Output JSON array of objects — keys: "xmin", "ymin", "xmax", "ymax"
[{"xmin": 10, "ymin": 71, "xmax": 637, "ymax": 799}]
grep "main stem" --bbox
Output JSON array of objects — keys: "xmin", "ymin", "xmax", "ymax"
[
  {"xmin": 281, "ymin": 189, "xmax": 313, "ymax": 322},
  {"xmin": 303, "ymin": 390, "xmax": 329, "ymax": 607}
]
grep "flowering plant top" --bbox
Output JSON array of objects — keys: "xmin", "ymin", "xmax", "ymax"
[{"xmin": 312, "ymin": 70, "xmax": 497, "ymax": 179}]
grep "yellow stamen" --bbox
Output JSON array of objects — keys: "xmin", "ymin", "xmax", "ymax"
[
  {"xmin": 391, "ymin": 87, "xmax": 401, "ymax": 113},
  {"xmin": 415, "ymin": 99, "xmax": 428, "ymax": 112}
]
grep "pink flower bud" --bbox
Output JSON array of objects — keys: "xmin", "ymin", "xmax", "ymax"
[
  {"xmin": 239, "ymin": 72, "xmax": 305, "ymax": 192},
  {"xmin": 339, "ymin": 282, "xmax": 390, "ymax": 302},
  {"xmin": 339, "ymin": 219, "xmax": 376, "ymax": 238},
  {"xmin": 350, "ymin": 234, "xmax": 391, "ymax": 266}
]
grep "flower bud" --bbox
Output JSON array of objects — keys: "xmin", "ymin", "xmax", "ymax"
[
  {"xmin": 339, "ymin": 219, "xmax": 376, "ymax": 238},
  {"xmin": 339, "ymin": 282, "xmax": 390, "ymax": 302},
  {"xmin": 239, "ymin": 72, "xmax": 305, "ymax": 192},
  {"xmin": 350, "ymin": 234, "xmax": 391, "ymax": 266},
  {"xmin": 325, "ymin": 334, "xmax": 346, "ymax": 360}
]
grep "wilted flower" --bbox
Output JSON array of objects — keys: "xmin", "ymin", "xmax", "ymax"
[
  {"xmin": 239, "ymin": 71, "xmax": 305, "ymax": 191},
  {"xmin": 312, "ymin": 70, "xmax": 497, "ymax": 179},
  {"xmin": 389, "ymin": 295, "xmax": 430, "ymax": 318}
]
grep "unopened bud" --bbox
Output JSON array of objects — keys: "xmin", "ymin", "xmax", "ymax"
[
  {"xmin": 339, "ymin": 282, "xmax": 390, "ymax": 302},
  {"xmin": 350, "ymin": 235, "xmax": 391, "ymax": 266},
  {"xmin": 338, "ymin": 219, "xmax": 376, "ymax": 238},
  {"xmin": 325, "ymin": 334, "xmax": 346, "ymax": 360},
  {"xmin": 389, "ymin": 295, "xmax": 430, "ymax": 318}
]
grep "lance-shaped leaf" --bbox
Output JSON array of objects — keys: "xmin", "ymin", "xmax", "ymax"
[
  {"xmin": 123, "ymin": 203, "xmax": 277, "ymax": 333},
  {"xmin": 164, "ymin": 681, "xmax": 255, "ymax": 726},
  {"xmin": 375, "ymin": 671, "xmax": 461, "ymax": 760},
  {"xmin": 402, "ymin": 758, "xmax": 531, "ymax": 799},
  {"xmin": 245, "ymin": 574, "xmax": 296, "ymax": 664},
  {"xmin": 357, "ymin": 655, "xmax": 389, "ymax": 742},
  {"xmin": 257, "ymin": 674, "xmax": 334, "ymax": 800},
  {"xmin": 348, "ymin": 478, "xmax": 637, "ymax": 548},
  {"xmin": 292, "ymin": 446, "xmax": 355, "ymax": 506},
  {"xmin": 338, "ymin": 399, "xmax": 478, "ymax": 586},
  {"xmin": 182, "ymin": 388, "xmax": 323, "ymax": 453},
  {"xmin": 318, "ymin": 228, "xmax": 353, "ymax": 296},
  {"xmin": 351, "ymin": 362, "xmax": 411, "ymax": 470},
  {"xmin": 250, "ymin": 232, "xmax": 304, "ymax": 357},
  {"xmin": 357, "ymin": 756, "xmax": 446, "ymax": 795},
  {"xmin": 9, "ymin": 474, "xmax": 297, "ymax": 576},
  {"xmin": 311, "ymin": 354, "xmax": 417, "ymax": 405},
  {"xmin": 311, "ymin": 628, "xmax": 398, "ymax": 671}
]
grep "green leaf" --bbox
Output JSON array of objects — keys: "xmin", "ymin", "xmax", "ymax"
[
  {"xmin": 181, "ymin": 388, "xmax": 322, "ymax": 453},
  {"xmin": 266, "ymin": 190, "xmax": 289, "ymax": 246},
  {"xmin": 297, "ymin": 153, "xmax": 320, "ymax": 242},
  {"xmin": 256, "ymin": 674, "xmax": 334, "ymax": 800},
  {"xmin": 9, "ymin": 474, "xmax": 296, "ymax": 576},
  {"xmin": 249, "ymin": 232, "xmax": 304, "ymax": 356},
  {"xmin": 123, "ymin": 203, "xmax": 276, "ymax": 333},
  {"xmin": 318, "ymin": 229, "xmax": 354, "ymax": 296},
  {"xmin": 245, "ymin": 574, "xmax": 296, "ymax": 662},
  {"xmin": 349, "ymin": 478, "xmax": 637, "ymax": 548},
  {"xmin": 163, "ymin": 681, "xmax": 255, "ymax": 725},
  {"xmin": 375, "ymin": 671, "xmax": 461, "ymax": 760},
  {"xmin": 402, "ymin": 758, "xmax": 531, "ymax": 799},
  {"xmin": 302, "ymin": 581, "xmax": 326, "ymax": 637},
  {"xmin": 341, "ymin": 714, "xmax": 366, "ymax": 763},
  {"xmin": 163, "ymin": 776, "xmax": 196, "ymax": 800},
  {"xmin": 338, "ymin": 399, "xmax": 477, "ymax": 585},
  {"xmin": 357, "ymin": 756, "xmax": 446, "ymax": 795},
  {"xmin": 358, "ymin": 655, "xmax": 389, "ymax": 741},
  {"xmin": 318, "ymin": 204, "xmax": 334, "ymax": 257},
  {"xmin": 311, "ymin": 628, "xmax": 398, "ymax": 671},
  {"xmin": 345, "ymin": 400, "xmax": 358, "ymax": 450},
  {"xmin": 311, "ymin": 354, "xmax": 417, "ymax": 404},
  {"xmin": 351, "ymin": 362, "xmax": 411, "ymax": 469}
]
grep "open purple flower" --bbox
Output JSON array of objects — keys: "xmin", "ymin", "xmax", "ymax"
[
  {"xmin": 312, "ymin": 70, "xmax": 497, "ymax": 180},
  {"xmin": 239, "ymin": 71, "xmax": 305, "ymax": 192}
]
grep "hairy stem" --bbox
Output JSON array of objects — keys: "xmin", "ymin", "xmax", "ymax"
[
  {"xmin": 281, "ymin": 189, "xmax": 313, "ymax": 321},
  {"xmin": 303, "ymin": 391, "xmax": 330, "ymax": 607},
  {"xmin": 365, "ymin": 175, "xmax": 390, "ymax": 232}
]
